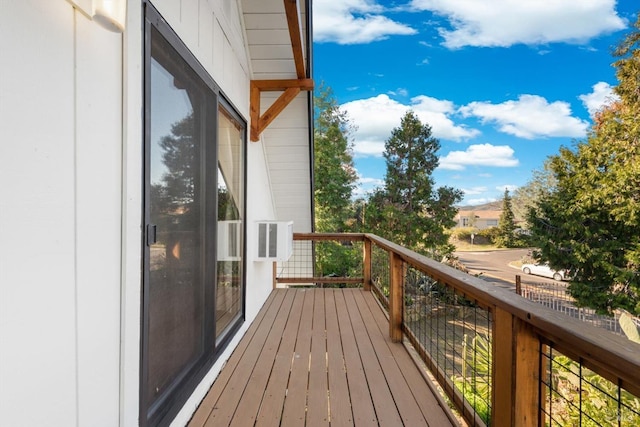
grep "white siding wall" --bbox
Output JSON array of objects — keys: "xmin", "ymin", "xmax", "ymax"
[
  {"xmin": 0, "ymin": 1, "xmax": 122, "ymax": 426},
  {"xmin": 1, "ymin": 0, "xmax": 293, "ymax": 425}
]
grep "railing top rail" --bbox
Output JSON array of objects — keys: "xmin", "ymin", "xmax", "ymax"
[
  {"xmin": 293, "ymin": 232, "xmax": 365, "ymax": 241},
  {"xmin": 363, "ymin": 233, "xmax": 640, "ymax": 394}
]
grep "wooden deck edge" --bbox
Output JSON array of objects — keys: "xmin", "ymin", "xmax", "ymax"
[
  {"xmin": 401, "ymin": 339, "xmax": 465, "ymax": 427},
  {"xmin": 367, "ymin": 291, "xmax": 465, "ymax": 427}
]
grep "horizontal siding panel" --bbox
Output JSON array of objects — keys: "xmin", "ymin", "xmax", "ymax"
[
  {"xmin": 271, "ymin": 181, "xmax": 311, "ymax": 191},
  {"xmin": 270, "ymin": 168, "xmax": 310, "ymax": 180},
  {"xmin": 269, "ymin": 166, "xmax": 310, "ymax": 175},
  {"xmin": 266, "ymin": 146, "xmax": 309, "ymax": 160},
  {"xmin": 273, "ymin": 188, "xmax": 312, "ymax": 200},
  {"xmin": 242, "ymin": 0, "xmax": 283, "ymax": 14},
  {"xmin": 247, "ymin": 29, "xmax": 291, "ymax": 45},
  {"xmin": 244, "ymin": 13, "xmax": 287, "ymax": 30},
  {"xmin": 276, "ymin": 204, "xmax": 311, "ymax": 216},
  {"xmin": 249, "ymin": 44, "xmax": 293, "ymax": 60},
  {"xmin": 263, "ymin": 126, "xmax": 310, "ymax": 141},
  {"xmin": 281, "ymin": 206, "xmax": 311, "ymax": 215},
  {"xmin": 268, "ymin": 170, "xmax": 310, "ymax": 180},
  {"xmin": 252, "ymin": 58, "xmax": 296, "ymax": 74},
  {"xmin": 272, "ymin": 186, "xmax": 311, "ymax": 197},
  {"xmin": 252, "ymin": 71, "xmax": 301, "ymax": 80},
  {"xmin": 264, "ymin": 115, "xmax": 309, "ymax": 130}
]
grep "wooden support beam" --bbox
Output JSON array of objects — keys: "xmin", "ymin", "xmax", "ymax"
[
  {"xmin": 248, "ymin": 0, "xmax": 313, "ymax": 142},
  {"xmin": 513, "ymin": 318, "xmax": 540, "ymax": 426},
  {"xmin": 389, "ymin": 251, "xmax": 404, "ymax": 342},
  {"xmin": 250, "ymin": 82, "xmax": 261, "ymax": 142},
  {"xmin": 493, "ymin": 307, "xmax": 540, "ymax": 426},
  {"xmin": 249, "ymin": 79, "xmax": 313, "ymax": 142},
  {"xmin": 258, "ymin": 87, "xmax": 300, "ymax": 137},
  {"xmin": 363, "ymin": 238, "xmax": 372, "ymax": 291},
  {"xmin": 492, "ymin": 308, "xmax": 515, "ymax": 426},
  {"xmin": 252, "ymin": 78, "xmax": 314, "ymax": 91},
  {"xmin": 284, "ymin": 0, "xmax": 306, "ymax": 79}
]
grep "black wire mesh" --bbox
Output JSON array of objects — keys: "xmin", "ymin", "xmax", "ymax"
[
  {"xmin": 403, "ymin": 264, "xmax": 493, "ymax": 426},
  {"xmin": 276, "ymin": 239, "xmax": 314, "ymax": 279},
  {"xmin": 370, "ymin": 244, "xmax": 390, "ymax": 309},
  {"xmin": 276, "ymin": 238, "xmax": 363, "ymax": 286},
  {"xmin": 540, "ymin": 346, "xmax": 640, "ymax": 426}
]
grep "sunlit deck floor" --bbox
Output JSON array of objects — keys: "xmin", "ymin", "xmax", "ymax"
[{"xmin": 189, "ymin": 288, "xmax": 456, "ymax": 426}]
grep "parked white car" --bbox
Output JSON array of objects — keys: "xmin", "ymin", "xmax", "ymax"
[{"xmin": 521, "ymin": 263, "xmax": 570, "ymax": 281}]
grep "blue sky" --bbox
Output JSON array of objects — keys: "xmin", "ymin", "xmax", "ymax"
[{"xmin": 312, "ymin": 0, "xmax": 638, "ymax": 206}]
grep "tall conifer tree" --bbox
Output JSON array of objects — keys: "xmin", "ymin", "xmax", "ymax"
[{"xmin": 367, "ymin": 111, "xmax": 462, "ymax": 256}]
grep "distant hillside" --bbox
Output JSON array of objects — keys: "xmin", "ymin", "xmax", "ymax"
[{"xmin": 457, "ymin": 201, "xmax": 502, "ymax": 211}]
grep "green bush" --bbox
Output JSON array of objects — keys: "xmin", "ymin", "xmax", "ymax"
[{"xmin": 452, "ymin": 333, "xmax": 492, "ymax": 425}]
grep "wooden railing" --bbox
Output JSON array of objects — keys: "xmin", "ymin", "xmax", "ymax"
[{"xmin": 276, "ymin": 233, "xmax": 640, "ymax": 426}]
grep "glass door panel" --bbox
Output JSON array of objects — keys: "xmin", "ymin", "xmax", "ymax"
[
  {"xmin": 216, "ymin": 107, "xmax": 245, "ymax": 339},
  {"xmin": 145, "ymin": 27, "xmax": 209, "ymax": 418}
]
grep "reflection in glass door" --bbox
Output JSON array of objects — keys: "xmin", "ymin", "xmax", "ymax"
[
  {"xmin": 216, "ymin": 107, "xmax": 245, "ymax": 339},
  {"xmin": 143, "ymin": 22, "xmax": 216, "ymax": 426},
  {"xmin": 143, "ymin": 6, "xmax": 246, "ymax": 425}
]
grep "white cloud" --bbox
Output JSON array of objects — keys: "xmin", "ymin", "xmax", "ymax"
[
  {"xmin": 461, "ymin": 186, "xmax": 488, "ymax": 195},
  {"xmin": 353, "ymin": 175, "xmax": 385, "ymax": 198},
  {"xmin": 342, "ymin": 94, "xmax": 480, "ymax": 157},
  {"xmin": 459, "ymin": 95, "xmax": 589, "ymax": 139},
  {"xmin": 579, "ymin": 81, "xmax": 619, "ymax": 116},
  {"xmin": 439, "ymin": 144, "xmax": 519, "ymax": 171},
  {"xmin": 388, "ymin": 88, "xmax": 409, "ymax": 97},
  {"xmin": 314, "ymin": 0, "xmax": 416, "ymax": 44},
  {"xmin": 409, "ymin": 0, "xmax": 626, "ymax": 48}
]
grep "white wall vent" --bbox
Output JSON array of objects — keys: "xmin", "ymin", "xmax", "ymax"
[
  {"xmin": 255, "ymin": 221, "xmax": 293, "ymax": 261},
  {"xmin": 218, "ymin": 220, "xmax": 242, "ymax": 261}
]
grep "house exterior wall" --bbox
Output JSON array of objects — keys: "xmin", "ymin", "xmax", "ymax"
[
  {"xmin": 0, "ymin": 0, "xmax": 296, "ymax": 426},
  {"xmin": 454, "ymin": 211, "xmax": 502, "ymax": 230},
  {"xmin": 1, "ymin": 1, "xmax": 122, "ymax": 426}
]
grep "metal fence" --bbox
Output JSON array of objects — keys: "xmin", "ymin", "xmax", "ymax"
[{"xmin": 517, "ymin": 278, "xmax": 640, "ymax": 336}]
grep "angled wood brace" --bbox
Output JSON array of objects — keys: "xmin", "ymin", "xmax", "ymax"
[{"xmin": 250, "ymin": 0, "xmax": 314, "ymax": 142}]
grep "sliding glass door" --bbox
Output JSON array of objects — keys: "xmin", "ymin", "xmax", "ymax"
[{"xmin": 142, "ymin": 5, "xmax": 245, "ymax": 425}]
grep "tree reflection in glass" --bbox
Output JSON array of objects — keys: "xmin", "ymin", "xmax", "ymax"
[{"xmin": 147, "ymin": 56, "xmax": 204, "ymax": 406}]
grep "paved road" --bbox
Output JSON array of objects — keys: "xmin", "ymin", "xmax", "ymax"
[{"xmin": 454, "ymin": 248, "xmax": 561, "ymax": 292}]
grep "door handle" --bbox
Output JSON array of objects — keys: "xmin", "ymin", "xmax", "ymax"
[{"xmin": 146, "ymin": 224, "xmax": 157, "ymax": 246}]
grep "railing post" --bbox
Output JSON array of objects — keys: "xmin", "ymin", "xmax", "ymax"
[
  {"xmin": 493, "ymin": 307, "xmax": 540, "ymax": 427},
  {"xmin": 363, "ymin": 237, "xmax": 371, "ymax": 291},
  {"xmin": 273, "ymin": 261, "xmax": 277, "ymax": 289},
  {"xmin": 516, "ymin": 274, "xmax": 522, "ymax": 295},
  {"xmin": 389, "ymin": 251, "xmax": 403, "ymax": 342}
]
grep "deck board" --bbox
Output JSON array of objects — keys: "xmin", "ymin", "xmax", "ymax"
[
  {"xmin": 333, "ymin": 288, "xmax": 378, "ymax": 425},
  {"xmin": 325, "ymin": 290, "xmax": 355, "ymax": 427},
  {"xmin": 255, "ymin": 290, "xmax": 305, "ymax": 427},
  {"xmin": 189, "ymin": 288, "xmax": 456, "ymax": 427}
]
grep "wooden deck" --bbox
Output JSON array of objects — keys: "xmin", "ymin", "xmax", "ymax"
[{"xmin": 189, "ymin": 288, "xmax": 456, "ymax": 426}]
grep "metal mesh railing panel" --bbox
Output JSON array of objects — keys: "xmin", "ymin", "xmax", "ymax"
[
  {"xmin": 540, "ymin": 346, "xmax": 640, "ymax": 426},
  {"xmin": 403, "ymin": 264, "xmax": 492, "ymax": 426}
]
